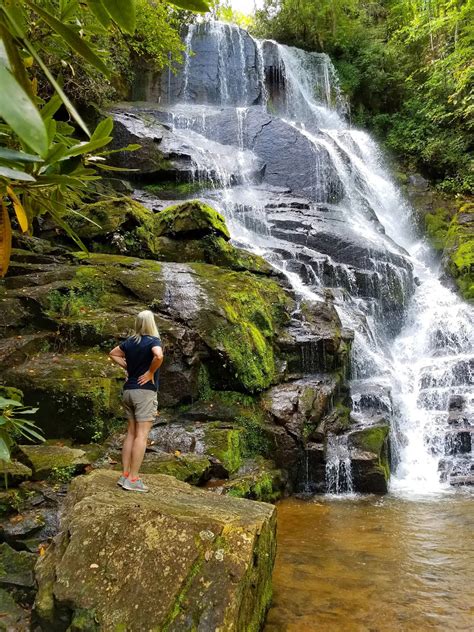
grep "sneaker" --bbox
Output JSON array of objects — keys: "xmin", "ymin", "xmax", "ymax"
[
  {"xmin": 117, "ymin": 475, "xmax": 127, "ymax": 488},
  {"xmin": 123, "ymin": 478, "xmax": 149, "ymax": 493}
]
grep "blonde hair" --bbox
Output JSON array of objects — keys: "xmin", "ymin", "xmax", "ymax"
[{"xmin": 132, "ymin": 310, "xmax": 160, "ymax": 343}]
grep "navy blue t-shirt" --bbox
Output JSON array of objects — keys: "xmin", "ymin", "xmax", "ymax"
[{"xmin": 119, "ymin": 335, "xmax": 162, "ymax": 392}]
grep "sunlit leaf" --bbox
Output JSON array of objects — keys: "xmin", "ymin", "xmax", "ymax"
[
  {"xmin": 0, "ymin": 436, "xmax": 10, "ymax": 462},
  {"xmin": 169, "ymin": 0, "xmax": 210, "ymax": 12},
  {"xmin": 7, "ymin": 185, "xmax": 28, "ymax": 232},
  {"xmin": 0, "ymin": 166, "xmax": 36, "ymax": 181},
  {"xmin": 0, "ymin": 65, "xmax": 48, "ymax": 156},
  {"xmin": 65, "ymin": 137, "xmax": 112, "ymax": 157},
  {"xmin": 91, "ymin": 117, "xmax": 114, "ymax": 141},
  {"xmin": 86, "ymin": 0, "xmax": 112, "ymax": 28},
  {"xmin": 0, "ymin": 148, "xmax": 42, "ymax": 163},
  {"xmin": 101, "ymin": 0, "xmax": 136, "ymax": 34}
]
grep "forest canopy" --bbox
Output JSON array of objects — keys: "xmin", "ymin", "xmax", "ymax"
[{"xmin": 254, "ymin": 0, "xmax": 474, "ymax": 194}]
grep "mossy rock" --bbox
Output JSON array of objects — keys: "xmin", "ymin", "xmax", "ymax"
[
  {"xmin": 192, "ymin": 263, "xmax": 292, "ymax": 393},
  {"xmin": 203, "ymin": 424, "xmax": 243, "ymax": 475},
  {"xmin": 147, "ymin": 233, "xmax": 274, "ymax": 275},
  {"xmin": 65, "ymin": 197, "xmax": 162, "ymax": 259},
  {"xmin": 424, "ymin": 200, "xmax": 473, "ymax": 301},
  {"xmin": 0, "ymin": 587, "xmax": 28, "ymax": 629},
  {"xmin": 155, "ymin": 200, "xmax": 230, "ymax": 240},
  {"xmin": 3, "ymin": 350, "xmax": 124, "ymax": 442},
  {"xmin": 17, "ymin": 445, "xmax": 90, "ymax": 481},
  {"xmin": 35, "ymin": 470, "xmax": 276, "ymax": 632},
  {"xmin": 136, "ymin": 453, "xmax": 213, "ymax": 485},
  {"xmin": 0, "ymin": 543, "xmax": 36, "ymax": 588},
  {"xmin": 225, "ymin": 460, "xmax": 285, "ymax": 503},
  {"xmin": 0, "ymin": 460, "xmax": 32, "ymax": 487},
  {"xmin": 444, "ymin": 202, "xmax": 474, "ymax": 301},
  {"xmin": 348, "ymin": 423, "xmax": 390, "ymax": 492},
  {"xmin": 348, "ymin": 424, "xmax": 389, "ymax": 455}
]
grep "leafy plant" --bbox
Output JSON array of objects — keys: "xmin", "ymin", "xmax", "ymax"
[
  {"xmin": 0, "ymin": 0, "xmax": 210, "ymax": 277},
  {"xmin": 49, "ymin": 464, "xmax": 76, "ymax": 484},
  {"xmin": 0, "ymin": 396, "xmax": 44, "ymax": 462}
]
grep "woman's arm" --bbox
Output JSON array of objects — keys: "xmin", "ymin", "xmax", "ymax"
[
  {"xmin": 137, "ymin": 345, "xmax": 163, "ymax": 385},
  {"xmin": 109, "ymin": 346, "xmax": 127, "ymax": 370}
]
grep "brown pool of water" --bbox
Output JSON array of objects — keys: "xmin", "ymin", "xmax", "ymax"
[{"xmin": 265, "ymin": 494, "xmax": 474, "ymax": 631}]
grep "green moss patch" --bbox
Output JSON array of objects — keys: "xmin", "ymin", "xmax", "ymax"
[
  {"xmin": 155, "ymin": 200, "xmax": 230, "ymax": 240},
  {"xmin": 424, "ymin": 200, "xmax": 473, "ymax": 301},
  {"xmin": 203, "ymin": 424, "xmax": 243, "ymax": 474},
  {"xmin": 192, "ymin": 264, "xmax": 291, "ymax": 393}
]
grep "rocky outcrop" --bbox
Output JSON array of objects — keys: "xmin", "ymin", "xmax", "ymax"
[
  {"xmin": 159, "ymin": 23, "xmax": 264, "ymax": 106},
  {"xmin": 35, "ymin": 470, "xmax": 276, "ymax": 632}
]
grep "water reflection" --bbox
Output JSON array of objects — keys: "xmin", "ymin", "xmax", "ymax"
[{"xmin": 265, "ymin": 495, "xmax": 474, "ymax": 631}]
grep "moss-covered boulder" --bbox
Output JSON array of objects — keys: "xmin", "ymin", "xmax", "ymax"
[
  {"xmin": 0, "ymin": 460, "xmax": 32, "ymax": 487},
  {"xmin": 191, "ymin": 263, "xmax": 291, "ymax": 392},
  {"xmin": 35, "ymin": 470, "xmax": 276, "ymax": 632},
  {"xmin": 0, "ymin": 587, "xmax": 29, "ymax": 629},
  {"xmin": 65, "ymin": 197, "xmax": 161, "ymax": 259},
  {"xmin": 155, "ymin": 200, "xmax": 230, "ymax": 240},
  {"xmin": 223, "ymin": 459, "xmax": 285, "ymax": 503},
  {"xmin": 443, "ymin": 202, "xmax": 474, "ymax": 301},
  {"xmin": 348, "ymin": 423, "xmax": 390, "ymax": 493},
  {"xmin": 420, "ymin": 195, "xmax": 473, "ymax": 301},
  {"xmin": 17, "ymin": 445, "xmax": 91, "ymax": 481},
  {"xmin": 0, "ymin": 543, "xmax": 36, "ymax": 589},
  {"xmin": 3, "ymin": 350, "xmax": 124, "ymax": 442},
  {"xmin": 131, "ymin": 453, "xmax": 214, "ymax": 485},
  {"xmin": 203, "ymin": 424, "xmax": 243, "ymax": 474}
]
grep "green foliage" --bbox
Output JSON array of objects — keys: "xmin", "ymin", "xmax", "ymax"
[
  {"xmin": 255, "ymin": 0, "xmax": 474, "ymax": 193},
  {"xmin": 49, "ymin": 464, "xmax": 77, "ymax": 484},
  {"xmin": 0, "ymin": 0, "xmax": 210, "ymax": 277},
  {"xmin": 46, "ymin": 273, "xmax": 105, "ymax": 318},
  {"xmin": 0, "ymin": 396, "xmax": 44, "ymax": 463}
]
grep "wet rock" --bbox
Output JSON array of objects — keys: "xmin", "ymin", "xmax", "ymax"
[
  {"xmin": 3, "ymin": 351, "xmax": 124, "ymax": 442},
  {"xmin": 0, "ymin": 511, "xmax": 45, "ymax": 543},
  {"xmin": 155, "ymin": 199, "xmax": 230, "ymax": 240},
  {"xmin": 220, "ymin": 458, "xmax": 286, "ymax": 502},
  {"xmin": 348, "ymin": 423, "xmax": 390, "ymax": 493},
  {"xmin": 137, "ymin": 453, "xmax": 215, "ymax": 484},
  {"xmin": 0, "ymin": 461, "xmax": 32, "ymax": 487},
  {"xmin": 160, "ymin": 23, "xmax": 263, "ymax": 106},
  {"xmin": 17, "ymin": 445, "xmax": 91, "ymax": 481},
  {"xmin": 0, "ymin": 543, "xmax": 35, "ymax": 589},
  {"xmin": 264, "ymin": 376, "xmax": 339, "ymax": 441},
  {"xmin": 35, "ymin": 470, "xmax": 276, "ymax": 632},
  {"xmin": 0, "ymin": 587, "xmax": 29, "ymax": 629}
]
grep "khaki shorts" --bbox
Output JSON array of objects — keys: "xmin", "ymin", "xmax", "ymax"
[{"xmin": 123, "ymin": 389, "xmax": 158, "ymax": 422}]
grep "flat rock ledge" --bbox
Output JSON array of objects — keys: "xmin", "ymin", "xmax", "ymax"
[{"xmin": 34, "ymin": 470, "xmax": 276, "ymax": 632}]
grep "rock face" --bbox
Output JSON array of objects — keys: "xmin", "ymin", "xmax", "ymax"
[{"xmin": 35, "ymin": 470, "xmax": 276, "ymax": 632}]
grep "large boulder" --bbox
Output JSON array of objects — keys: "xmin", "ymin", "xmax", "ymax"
[{"xmin": 35, "ymin": 470, "xmax": 276, "ymax": 632}]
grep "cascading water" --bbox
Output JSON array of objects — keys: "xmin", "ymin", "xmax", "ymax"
[{"xmin": 141, "ymin": 22, "xmax": 473, "ymax": 494}]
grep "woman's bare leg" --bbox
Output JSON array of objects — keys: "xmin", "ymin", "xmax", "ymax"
[
  {"xmin": 122, "ymin": 419, "xmax": 136, "ymax": 476},
  {"xmin": 129, "ymin": 421, "xmax": 152, "ymax": 479}
]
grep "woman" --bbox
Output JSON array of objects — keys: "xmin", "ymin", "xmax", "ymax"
[{"xmin": 109, "ymin": 310, "xmax": 163, "ymax": 493}]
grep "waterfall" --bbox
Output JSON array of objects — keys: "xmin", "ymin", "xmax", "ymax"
[
  {"xmin": 325, "ymin": 435, "xmax": 354, "ymax": 494},
  {"xmin": 150, "ymin": 21, "xmax": 473, "ymax": 494}
]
